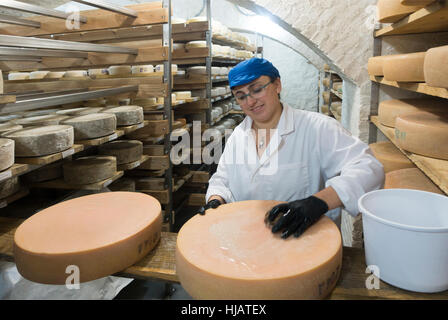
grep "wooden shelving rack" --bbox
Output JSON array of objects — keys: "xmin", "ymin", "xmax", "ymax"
[
  {"xmin": 369, "ymin": 1, "xmax": 448, "ymax": 196},
  {"xmin": 320, "ymin": 68, "xmax": 343, "ymax": 122}
]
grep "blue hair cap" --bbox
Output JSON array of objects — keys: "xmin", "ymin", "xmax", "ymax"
[{"xmin": 228, "ymin": 58, "xmax": 280, "ymax": 89}]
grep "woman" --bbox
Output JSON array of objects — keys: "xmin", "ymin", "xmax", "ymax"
[{"xmin": 199, "ymin": 58, "xmax": 384, "ymax": 239}]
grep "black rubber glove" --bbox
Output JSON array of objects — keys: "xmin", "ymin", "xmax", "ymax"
[
  {"xmin": 198, "ymin": 199, "xmax": 222, "ymax": 215},
  {"xmin": 265, "ymin": 196, "xmax": 329, "ymax": 239}
]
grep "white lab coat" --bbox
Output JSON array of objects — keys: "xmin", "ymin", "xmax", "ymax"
[{"xmin": 206, "ymin": 103, "xmax": 385, "ymax": 222}]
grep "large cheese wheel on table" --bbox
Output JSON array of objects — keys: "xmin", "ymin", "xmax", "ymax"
[
  {"xmin": 383, "ymin": 52, "xmax": 426, "ymax": 82},
  {"xmin": 424, "ymin": 45, "xmax": 448, "ymax": 89},
  {"xmin": 13, "ymin": 192, "xmax": 162, "ymax": 284},
  {"xmin": 369, "ymin": 141, "xmax": 414, "ymax": 173},
  {"xmin": 395, "ymin": 112, "xmax": 448, "ymax": 160},
  {"xmin": 176, "ymin": 200, "xmax": 342, "ymax": 300},
  {"xmin": 378, "ymin": 98, "xmax": 448, "ymax": 127},
  {"xmin": 2, "ymin": 125, "xmax": 74, "ymax": 157},
  {"xmin": 385, "ymin": 168, "xmax": 443, "ymax": 194},
  {"xmin": 377, "ymin": 0, "xmax": 422, "ymax": 23}
]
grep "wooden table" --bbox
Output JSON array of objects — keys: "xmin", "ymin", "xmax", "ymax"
[{"xmin": 1, "ymin": 217, "xmax": 447, "ymax": 299}]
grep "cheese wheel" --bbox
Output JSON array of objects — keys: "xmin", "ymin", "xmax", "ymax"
[
  {"xmin": 174, "ymin": 91, "xmax": 191, "ymax": 100},
  {"xmin": 400, "ymin": 0, "xmax": 435, "ymax": 5},
  {"xmin": 377, "ymin": 0, "xmax": 422, "ymax": 23},
  {"xmin": 71, "ymin": 107, "xmax": 105, "ymax": 116},
  {"xmin": 185, "ymin": 41, "xmax": 207, "ymax": 49},
  {"xmin": 172, "ymin": 17, "xmax": 186, "ymax": 24},
  {"xmin": 0, "ymin": 176, "xmax": 20, "ymax": 199},
  {"xmin": 369, "ymin": 141, "xmax": 414, "ymax": 173},
  {"xmin": 63, "ymin": 156, "xmax": 116, "ymax": 185},
  {"xmin": 383, "ymin": 52, "xmax": 426, "ymax": 82},
  {"xmin": 108, "ymin": 65, "xmax": 131, "ymax": 76},
  {"xmin": 187, "ymin": 16, "xmax": 206, "ymax": 23},
  {"xmin": 321, "ymin": 104, "xmax": 329, "ymax": 114},
  {"xmin": 395, "ymin": 112, "xmax": 448, "ymax": 159},
  {"xmin": 333, "ymin": 82, "xmax": 343, "ymax": 91},
  {"xmin": 378, "ymin": 98, "xmax": 448, "ymax": 127},
  {"xmin": 322, "ymin": 78, "xmax": 331, "ymax": 88},
  {"xmin": 22, "ymin": 161, "xmax": 62, "ymax": 183},
  {"xmin": 211, "ymin": 67, "xmax": 221, "ymax": 76},
  {"xmin": 103, "ymin": 106, "xmax": 143, "ymax": 126},
  {"xmin": 0, "ymin": 138, "xmax": 14, "ymax": 171},
  {"xmin": 131, "ymin": 65, "xmax": 154, "ymax": 75},
  {"xmin": 64, "ymin": 70, "xmax": 88, "ymax": 78},
  {"xmin": 176, "ymin": 200, "xmax": 342, "ymax": 300},
  {"xmin": 98, "ymin": 140, "xmax": 143, "ymax": 165},
  {"xmin": 155, "ymin": 64, "xmax": 178, "ymax": 73},
  {"xmin": 424, "ymin": 45, "xmax": 448, "ymax": 89},
  {"xmin": 108, "ymin": 178, "xmax": 136, "ymax": 192},
  {"xmin": 13, "ymin": 192, "xmax": 162, "ymax": 284},
  {"xmin": 45, "ymin": 71, "xmax": 66, "ymax": 79},
  {"xmin": 61, "ymin": 113, "xmax": 117, "ymax": 140},
  {"xmin": 2, "ymin": 125, "xmax": 74, "ymax": 157},
  {"xmin": 323, "ymin": 91, "xmax": 330, "ymax": 104},
  {"xmin": 56, "ymin": 107, "xmax": 92, "ymax": 116},
  {"xmin": 385, "ymin": 168, "xmax": 443, "ymax": 194},
  {"xmin": 8, "ymin": 73, "xmax": 30, "ymax": 80},
  {"xmin": 0, "ymin": 123, "xmax": 22, "ymax": 134},
  {"xmin": 88, "ymin": 68, "xmax": 108, "ymax": 77},
  {"xmin": 0, "ymin": 114, "xmax": 22, "ymax": 123},
  {"xmin": 29, "ymin": 71, "xmax": 50, "ymax": 80},
  {"xmin": 187, "ymin": 66, "xmax": 207, "ymax": 75},
  {"xmin": 12, "ymin": 115, "xmax": 69, "ymax": 127},
  {"xmin": 368, "ymin": 55, "xmax": 400, "ymax": 76}
]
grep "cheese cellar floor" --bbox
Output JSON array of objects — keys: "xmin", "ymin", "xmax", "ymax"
[{"xmin": 114, "ymin": 280, "xmax": 192, "ymax": 300}]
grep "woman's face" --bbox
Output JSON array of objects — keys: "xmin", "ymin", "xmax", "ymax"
[{"xmin": 232, "ymin": 75, "xmax": 282, "ymax": 123}]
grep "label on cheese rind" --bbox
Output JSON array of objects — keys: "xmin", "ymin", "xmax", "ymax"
[
  {"xmin": 395, "ymin": 112, "xmax": 448, "ymax": 160},
  {"xmin": 424, "ymin": 45, "xmax": 448, "ymax": 89},
  {"xmin": 14, "ymin": 192, "xmax": 162, "ymax": 284},
  {"xmin": 176, "ymin": 200, "xmax": 342, "ymax": 300}
]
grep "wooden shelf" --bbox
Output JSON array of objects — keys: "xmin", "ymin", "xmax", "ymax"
[
  {"xmin": 117, "ymin": 155, "xmax": 150, "ymax": 171},
  {"xmin": 0, "ymin": 188, "xmax": 30, "ymax": 209},
  {"xmin": 0, "ymin": 163, "xmax": 30, "ymax": 183},
  {"xmin": 370, "ymin": 76, "xmax": 448, "ymax": 99},
  {"xmin": 31, "ymin": 171, "xmax": 124, "ymax": 191},
  {"xmin": 375, "ymin": 1, "xmax": 448, "ymax": 37},
  {"xmin": 0, "ymin": 95, "xmax": 16, "ymax": 105},
  {"xmin": 15, "ymin": 144, "xmax": 84, "ymax": 165},
  {"xmin": 331, "ymin": 89, "xmax": 343, "ymax": 99},
  {"xmin": 371, "ymin": 116, "xmax": 448, "ymax": 194}
]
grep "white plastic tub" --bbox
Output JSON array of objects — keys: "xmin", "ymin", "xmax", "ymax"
[{"xmin": 358, "ymin": 188, "xmax": 448, "ymax": 293}]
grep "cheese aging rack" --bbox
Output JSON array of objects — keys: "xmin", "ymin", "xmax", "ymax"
[{"xmin": 369, "ymin": 1, "xmax": 448, "ymax": 196}]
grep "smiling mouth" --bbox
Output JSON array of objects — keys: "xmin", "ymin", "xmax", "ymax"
[{"xmin": 250, "ymin": 104, "xmax": 264, "ymax": 112}]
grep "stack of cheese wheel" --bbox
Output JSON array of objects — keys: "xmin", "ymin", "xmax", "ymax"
[
  {"xmin": 98, "ymin": 140, "xmax": 143, "ymax": 165},
  {"xmin": 22, "ymin": 161, "xmax": 62, "ymax": 183},
  {"xmin": 378, "ymin": 98, "xmax": 448, "ymax": 127},
  {"xmin": 108, "ymin": 65, "xmax": 131, "ymax": 76},
  {"xmin": 385, "ymin": 168, "xmax": 443, "ymax": 194},
  {"xmin": 103, "ymin": 106, "xmax": 143, "ymax": 126},
  {"xmin": 109, "ymin": 178, "xmax": 136, "ymax": 192},
  {"xmin": 29, "ymin": 71, "xmax": 50, "ymax": 80},
  {"xmin": 424, "ymin": 45, "xmax": 448, "ymax": 88},
  {"xmin": 0, "ymin": 138, "xmax": 14, "ymax": 171},
  {"xmin": 61, "ymin": 113, "xmax": 117, "ymax": 140},
  {"xmin": 0, "ymin": 176, "xmax": 20, "ymax": 200},
  {"xmin": 13, "ymin": 192, "xmax": 162, "ymax": 284},
  {"xmin": 2, "ymin": 125, "xmax": 74, "ymax": 157},
  {"xmin": 63, "ymin": 156, "xmax": 116, "ymax": 185},
  {"xmin": 8, "ymin": 73, "xmax": 30, "ymax": 80},
  {"xmin": 369, "ymin": 141, "xmax": 414, "ymax": 173},
  {"xmin": 0, "ymin": 123, "xmax": 22, "ymax": 135},
  {"xmin": 174, "ymin": 91, "xmax": 191, "ymax": 100},
  {"xmin": 176, "ymin": 200, "xmax": 342, "ymax": 299},
  {"xmin": 45, "ymin": 71, "xmax": 66, "ymax": 79},
  {"xmin": 131, "ymin": 65, "xmax": 154, "ymax": 76},
  {"xmin": 395, "ymin": 112, "xmax": 448, "ymax": 159},
  {"xmin": 367, "ymin": 55, "xmax": 400, "ymax": 76},
  {"xmin": 382, "ymin": 52, "xmax": 426, "ymax": 82},
  {"xmin": 377, "ymin": 0, "xmax": 423, "ymax": 23},
  {"xmin": 64, "ymin": 70, "xmax": 88, "ymax": 79}
]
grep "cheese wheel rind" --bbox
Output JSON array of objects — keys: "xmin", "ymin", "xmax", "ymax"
[
  {"xmin": 176, "ymin": 200, "xmax": 342, "ymax": 300},
  {"xmin": 369, "ymin": 141, "xmax": 414, "ymax": 173},
  {"xmin": 103, "ymin": 106, "xmax": 143, "ymax": 126},
  {"xmin": 0, "ymin": 176, "xmax": 20, "ymax": 199},
  {"xmin": 13, "ymin": 192, "xmax": 162, "ymax": 284},
  {"xmin": 63, "ymin": 156, "xmax": 116, "ymax": 185},
  {"xmin": 424, "ymin": 45, "xmax": 448, "ymax": 89},
  {"xmin": 2, "ymin": 125, "xmax": 74, "ymax": 157},
  {"xmin": 0, "ymin": 138, "xmax": 14, "ymax": 171},
  {"xmin": 385, "ymin": 168, "xmax": 443, "ymax": 194},
  {"xmin": 395, "ymin": 112, "xmax": 448, "ymax": 159},
  {"xmin": 382, "ymin": 52, "xmax": 426, "ymax": 82},
  {"xmin": 98, "ymin": 140, "xmax": 143, "ymax": 165},
  {"xmin": 61, "ymin": 113, "xmax": 116, "ymax": 140}
]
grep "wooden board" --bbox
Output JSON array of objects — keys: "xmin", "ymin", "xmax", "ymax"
[
  {"xmin": 0, "ymin": 3, "xmax": 168, "ymax": 37},
  {"xmin": 174, "ymin": 75, "xmax": 209, "ymax": 85},
  {"xmin": 0, "ymin": 163, "xmax": 29, "ymax": 183},
  {"xmin": 186, "ymin": 193, "xmax": 206, "ymax": 206},
  {"xmin": 0, "ymin": 187, "xmax": 29, "ymax": 209},
  {"xmin": 371, "ymin": 116, "xmax": 448, "ymax": 195},
  {"xmin": 118, "ymin": 121, "xmax": 148, "ymax": 134},
  {"xmin": 190, "ymin": 171, "xmax": 209, "ymax": 184},
  {"xmin": 15, "ymin": 144, "xmax": 84, "ymax": 165},
  {"xmin": 138, "ymin": 155, "xmax": 169, "ymax": 170},
  {"xmin": 75, "ymin": 132, "xmax": 121, "ymax": 146},
  {"xmin": 172, "ymin": 47, "xmax": 209, "ymax": 60},
  {"xmin": 370, "ymin": 76, "xmax": 448, "ymax": 99},
  {"xmin": 375, "ymin": 1, "xmax": 448, "ymax": 37},
  {"xmin": 31, "ymin": 171, "xmax": 124, "ymax": 191},
  {"xmin": 0, "ymin": 95, "xmax": 16, "ymax": 104},
  {"xmin": 140, "ymin": 189, "xmax": 169, "ymax": 204},
  {"xmin": 117, "ymin": 155, "xmax": 150, "ymax": 171}
]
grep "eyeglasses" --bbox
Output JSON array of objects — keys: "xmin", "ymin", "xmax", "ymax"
[{"xmin": 233, "ymin": 80, "xmax": 274, "ymax": 104}]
